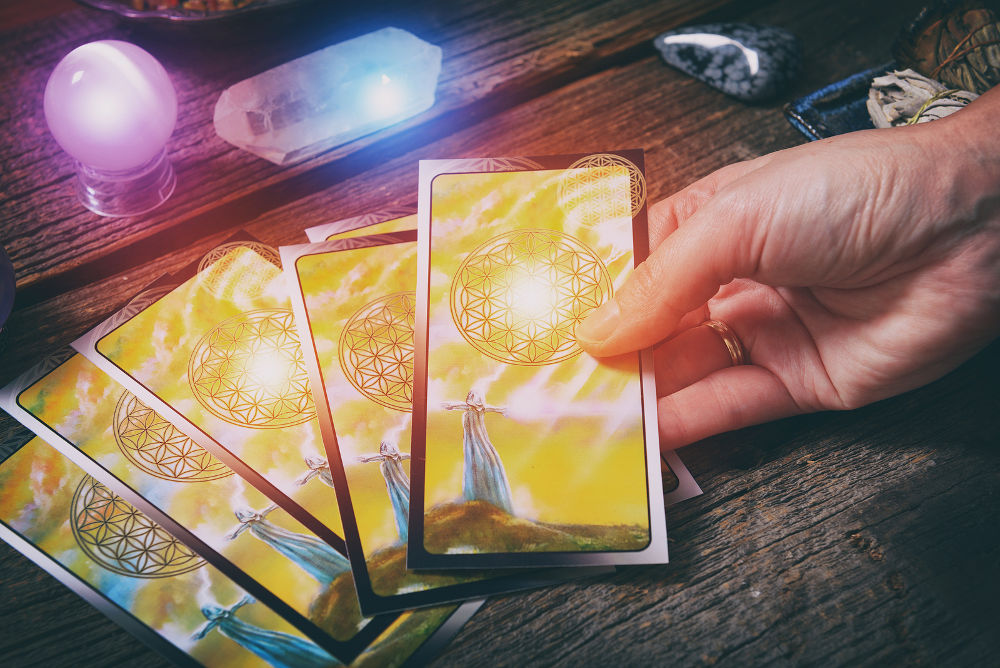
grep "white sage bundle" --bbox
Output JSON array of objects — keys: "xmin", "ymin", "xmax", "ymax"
[{"xmin": 867, "ymin": 68, "xmax": 978, "ymax": 128}]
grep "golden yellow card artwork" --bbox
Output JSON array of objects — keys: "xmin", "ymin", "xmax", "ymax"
[
  {"xmin": 303, "ymin": 209, "xmax": 417, "ymax": 244},
  {"xmin": 79, "ymin": 241, "xmax": 344, "ymax": 545},
  {"xmin": 410, "ymin": 153, "xmax": 667, "ymax": 568},
  {"xmin": 0, "ymin": 437, "xmax": 340, "ymax": 668},
  {"xmin": 0, "ymin": 436, "xmax": 471, "ymax": 667},
  {"xmin": 11, "ymin": 352, "xmax": 373, "ymax": 647},
  {"xmin": 289, "ymin": 232, "xmax": 542, "ymax": 614}
]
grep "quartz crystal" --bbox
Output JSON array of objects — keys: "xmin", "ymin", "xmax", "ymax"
[
  {"xmin": 214, "ymin": 27, "xmax": 442, "ymax": 165},
  {"xmin": 654, "ymin": 23, "xmax": 799, "ymax": 102}
]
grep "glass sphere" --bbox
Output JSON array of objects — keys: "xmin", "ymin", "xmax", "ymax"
[{"xmin": 44, "ymin": 40, "xmax": 177, "ymax": 173}]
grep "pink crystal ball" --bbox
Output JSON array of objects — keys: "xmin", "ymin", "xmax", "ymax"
[{"xmin": 44, "ymin": 40, "xmax": 177, "ymax": 173}]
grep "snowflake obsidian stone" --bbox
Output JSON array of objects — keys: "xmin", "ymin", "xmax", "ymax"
[{"xmin": 654, "ymin": 23, "xmax": 800, "ymax": 102}]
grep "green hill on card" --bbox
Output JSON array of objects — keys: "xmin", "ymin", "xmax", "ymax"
[
  {"xmin": 308, "ymin": 573, "xmax": 365, "ymax": 642},
  {"xmin": 309, "ymin": 500, "xmax": 647, "ymax": 637},
  {"xmin": 423, "ymin": 500, "xmax": 649, "ymax": 554}
]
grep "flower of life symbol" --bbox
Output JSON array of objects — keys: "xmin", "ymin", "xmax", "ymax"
[
  {"xmin": 71, "ymin": 476, "xmax": 204, "ymax": 578},
  {"xmin": 188, "ymin": 308, "xmax": 316, "ymax": 429},
  {"xmin": 339, "ymin": 292, "xmax": 416, "ymax": 412},
  {"xmin": 557, "ymin": 154, "xmax": 647, "ymax": 226},
  {"xmin": 450, "ymin": 229, "xmax": 613, "ymax": 366},
  {"xmin": 196, "ymin": 241, "xmax": 281, "ymax": 300},
  {"xmin": 113, "ymin": 391, "xmax": 232, "ymax": 482}
]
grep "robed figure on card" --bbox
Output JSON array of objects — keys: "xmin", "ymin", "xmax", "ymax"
[
  {"xmin": 358, "ymin": 441, "xmax": 411, "ymax": 543},
  {"xmin": 442, "ymin": 390, "xmax": 513, "ymax": 514}
]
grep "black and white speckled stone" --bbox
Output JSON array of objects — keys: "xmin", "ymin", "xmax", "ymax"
[{"xmin": 653, "ymin": 23, "xmax": 800, "ymax": 102}]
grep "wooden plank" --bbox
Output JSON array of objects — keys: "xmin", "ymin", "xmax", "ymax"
[
  {"xmin": 2, "ymin": 340, "xmax": 998, "ymax": 665},
  {"xmin": 433, "ymin": 344, "xmax": 1000, "ymax": 665},
  {"xmin": 4, "ymin": 0, "xmax": 999, "ymax": 664},
  {"xmin": 1, "ymin": 0, "xmax": 738, "ymax": 305},
  {"xmin": 0, "ymin": 0, "xmax": 914, "ymax": 384},
  {"xmin": 0, "ymin": 0, "xmax": 77, "ymax": 31}
]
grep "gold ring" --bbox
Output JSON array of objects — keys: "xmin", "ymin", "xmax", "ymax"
[{"xmin": 701, "ymin": 320, "xmax": 748, "ymax": 366}]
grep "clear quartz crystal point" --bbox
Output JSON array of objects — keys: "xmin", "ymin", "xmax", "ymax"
[{"xmin": 214, "ymin": 27, "xmax": 442, "ymax": 165}]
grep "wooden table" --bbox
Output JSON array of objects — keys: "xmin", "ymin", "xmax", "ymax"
[{"xmin": 2, "ymin": 0, "xmax": 998, "ymax": 665}]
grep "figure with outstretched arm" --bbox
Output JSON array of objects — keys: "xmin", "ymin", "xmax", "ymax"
[
  {"xmin": 358, "ymin": 441, "xmax": 411, "ymax": 543},
  {"xmin": 228, "ymin": 504, "xmax": 348, "ymax": 585},
  {"xmin": 194, "ymin": 596, "xmax": 339, "ymax": 668},
  {"xmin": 295, "ymin": 455, "xmax": 335, "ymax": 489},
  {"xmin": 442, "ymin": 389, "xmax": 513, "ymax": 514}
]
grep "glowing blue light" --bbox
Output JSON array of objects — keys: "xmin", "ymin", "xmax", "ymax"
[
  {"xmin": 365, "ymin": 73, "xmax": 408, "ymax": 120},
  {"xmin": 214, "ymin": 27, "xmax": 443, "ymax": 165}
]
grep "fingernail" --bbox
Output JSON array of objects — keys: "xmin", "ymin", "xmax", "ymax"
[{"xmin": 577, "ymin": 301, "xmax": 620, "ymax": 344}]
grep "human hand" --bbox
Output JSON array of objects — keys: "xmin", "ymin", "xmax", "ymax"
[{"xmin": 577, "ymin": 87, "xmax": 1000, "ymax": 449}]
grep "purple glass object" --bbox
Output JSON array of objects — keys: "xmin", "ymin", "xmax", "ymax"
[
  {"xmin": 44, "ymin": 40, "xmax": 178, "ymax": 216},
  {"xmin": 0, "ymin": 246, "xmax": 13, "ymax": 332}
]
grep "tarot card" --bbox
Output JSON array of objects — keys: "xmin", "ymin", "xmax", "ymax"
[
  {"xmin": 72, "ymin": 237, "xmax": 346, "ymax": 551},
  {"xmin": 409, "ymin": 153, "xmax": 667, "ymax": 568},
  {"xmin": 305, "ymin": 208, "xmax": 416, "ymax": 243},
  {"xmin": 283, "ymin": 229, "xmax": 604, "ymax": 614},
  {"xmin": 0, "ymin": 350, "xmax": 391, "ymax": 660},
  {"xmin": 0, "ymin": 427, "xmax": 481, "ymax": 667},
  {"xmin": 662, "ymin": 450, "xmax": 702, "ymax": 507}
]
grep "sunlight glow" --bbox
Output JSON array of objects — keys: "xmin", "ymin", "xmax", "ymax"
[
  {"xmin": 245, "ymin": 348, "xmax": 293, "ymax": 395},
  {"xmin": 507, "ymin": 271, "xmax": 560, "ymax": 322}
]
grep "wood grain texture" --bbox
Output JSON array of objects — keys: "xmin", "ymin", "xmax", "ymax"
[
  {"xmin": 433, "ymin": 342, "xmax": 1000, "ymax": 666},
  {"xmin": 0, "ymin": 0, "xmax": 736, "ymax": 306},
  {"xmin": 2, "ymin": 0, "xmax": 999, "ymax": 665}
]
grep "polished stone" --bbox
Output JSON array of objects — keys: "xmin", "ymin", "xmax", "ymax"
[{"xmin": 654, "ymin": 23, "xmax": 800, "ymax": 102}]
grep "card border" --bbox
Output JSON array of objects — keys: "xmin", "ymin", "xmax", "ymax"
[
  {"xmin": 0, "ymin": 429, "xmax": 484, "ymax": 668},
  {"xmin": 304, "ymin": 206, "xmax": 417, "ymax": 243},
  {"xmin": 0, "ymin": 431, "xmax": 203, "ymax": 667},
  {"xmin": 0, "ymin": 350, "xmax": 397, "ymax": 663},
  {"xmin": 282, "ymin": 229, "xmax": 612, "ymax": 615},
  {"xmin": 408, "ymin": 152, "xmax": 669, "ymax": 569},
  {"xmin": 661, "ymin": 449, "xmax": 703, "ymax": 507},
  {"xmin": 70, "ymin": 234, "xmax": 348, "ymax": 554}
]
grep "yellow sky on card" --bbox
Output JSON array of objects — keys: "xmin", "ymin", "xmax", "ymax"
[
  {"xmin": 0, "ymin": 437, "xmax": 308, "ymax": 667},
  {"xmin": 15, "ymin": 353, "xmax": 340, "ymax": 620},
  {"xmin": 423, "ymin": 168, "xmax": 650, "ymax": 528},
  {"xmin": 94, "ymin": 247, "xmax": 343, "ymax": 537},
  {"xmin": 297, "ymin": 242, "xmax": 418, "ymax": 561},
  {"xmin": 299, "ymin": 238, "xmax": 510, "ymax": 596}
]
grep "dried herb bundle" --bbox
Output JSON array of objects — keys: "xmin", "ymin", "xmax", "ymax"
[
  {"xmin": 893, "ymin": 0, "xmax": 1000, "ymax": 94},
  {"xmin": 867, "ymin": 68, "xmax": 978, "ymax": 127}
]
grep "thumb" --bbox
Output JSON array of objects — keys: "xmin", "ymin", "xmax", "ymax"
[
  {"xmin": 577, "ymin": 217, "xmax": 744, "ymax": 356},
  {"xmin": 577, "ymin": 163, "xmax": 764, "ymax": 357}
]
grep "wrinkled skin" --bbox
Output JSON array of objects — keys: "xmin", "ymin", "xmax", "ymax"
[{"xmin": 578, "ymin": 87, "xmax": 1000, "ymax": 449}]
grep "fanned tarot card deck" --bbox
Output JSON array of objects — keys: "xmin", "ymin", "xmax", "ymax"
[
  {"xmin": 284, "ymin": 213, "xmax": 605, "ymax": 615},
  {"xmin": 72, "ymin": 236, "xmax": 348, "ymax": 550},
  {"xmin": 0, "ymin": 152, "xmax": 708, "ymax": 667},
  {"xmin": 0, "ymin": 350, "xmax": 393, "ymax": 660},
  {"xmin": 0, "ymin": 426, "xmax": 481, "ymax": 668}
]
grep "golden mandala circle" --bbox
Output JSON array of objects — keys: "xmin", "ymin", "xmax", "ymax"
[
  {"xmin": 188, "ymin": 308, "xmax": 316, "ymax": 429},
  {"xmin": 113, "ymin": 391, "xmax": 233, "ymax": 482},
  {"xmin": 339, "ymin": 292, "xmax": 415, "ymax": 412},
  {"xmin": 558, "ymin": 154, "xmax": 646, "ymax": 225},
  {"xmin": 450, "ymin": 230, "xmax": 612, "ymax": 366},
  {"xmin": 71, "ymin": 476, "xmax": 204, "ymax": 578},
  {"xmin": 197, "ymin": 242, "xmax": 281, "ymax": 300}
]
